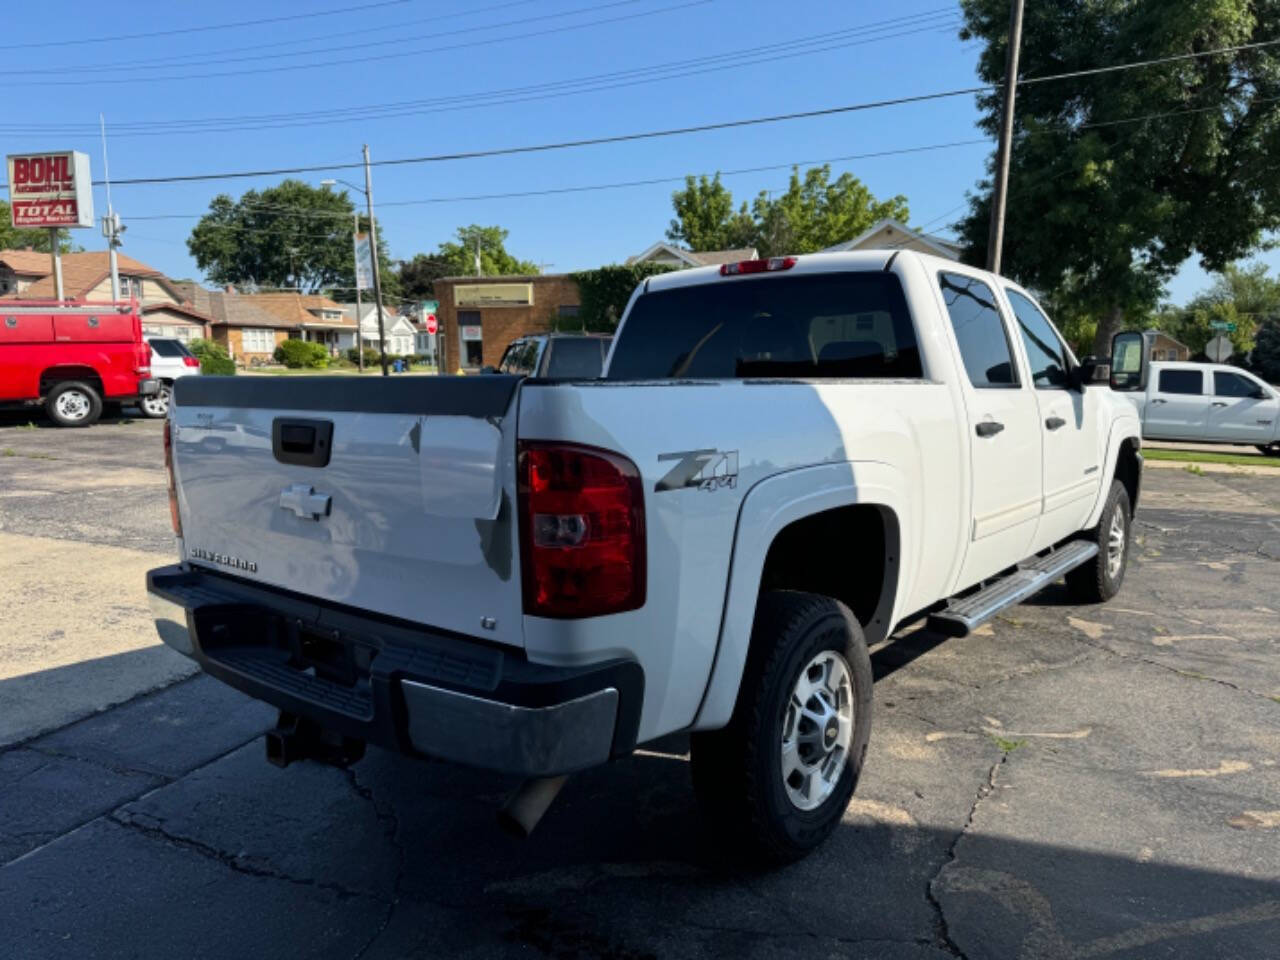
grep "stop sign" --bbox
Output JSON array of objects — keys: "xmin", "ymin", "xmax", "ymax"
[{"xmin": 425, "ymin": 314, "xmax": 438, "ymax": 335}]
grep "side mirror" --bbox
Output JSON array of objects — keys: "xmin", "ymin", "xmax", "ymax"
[
  {"xmin": 1108, "ymin": 331, "xmax": 1147, "ymax": 392},
  {"xmin": 1252, "ymin": 387, "xmax": 1270, "ymax": 400},
  {"xmin": 1071, "ymin": 356, "xmax": 1111, "ymax": 391}
]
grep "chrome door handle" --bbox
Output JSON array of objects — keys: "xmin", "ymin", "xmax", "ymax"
[
  {"xmin": 975, "ymin": 420, "xmax": 1004, "ymax": 438},
  {"xmin": 1211, "ymin": 401, "xmax": 1228, "ymax": 407},
  {"xmin": 1151, "ymin": 398, "xmax": 1167, "ymax": 404},
  {"xmin": 1045, "ymin": 416, "xmax": 1066, "ymax": 430}
]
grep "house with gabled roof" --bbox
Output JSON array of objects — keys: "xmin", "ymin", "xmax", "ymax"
[
  {"xmin": 822, "ymin": 219, "xmax": 962, "ymax": 260},
  {"xmin": 625, "ymin": 242, "xmax": 760, "ymax": 270}
]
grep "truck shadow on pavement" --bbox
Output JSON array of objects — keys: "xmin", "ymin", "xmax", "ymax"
[{"xmin": 2, "ymin": 651, "xmax": 1278, "ymax": 960}]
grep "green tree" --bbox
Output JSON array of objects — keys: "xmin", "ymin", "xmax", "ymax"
[
  {"xmin": 0, "ymin": 200, "xmax": 76, "ymax": 252},
  {"xmin": 957, "ymin": 0, "xmax": 1280, "ymax": 357},
  {"xmin": 1253, "ymin": 318, "xmax": 1280, "ymax": 382},
  {"xmin": 570, "ymin": 263, "xmax": 675, "ymax": 331},
  {"xmin": 436, "ymin": 225, "xmax": 538, "ymax": 276},
  {"xmin": 186, "ymin": 180, "xmax": 397, "ymax": 298},
  {"xmin": 666, "ymin": 166, "xmax": 909, "ymax": 257},
  {"xmin": 666, "ymin": 174, "xmax": 757, "ymax": 251},
  {"xmin": 397, "ymin": 252, "xmax": 451, "ymax": 300}
]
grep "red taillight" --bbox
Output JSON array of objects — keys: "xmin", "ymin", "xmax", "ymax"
[
  {"xmin": 164, "ymin": 420, "xmax": 182, "ymax": 538},
  {"xmin": 182, "ymin": 356, "xmax": 201, "ymax": 368},
  {"xmin": 518, "ymin": 441, "xmax": 645, "ymax": 618},
  {"xmin": 720, "ymin": 256, "xmax": 796, "ymax": 276}
]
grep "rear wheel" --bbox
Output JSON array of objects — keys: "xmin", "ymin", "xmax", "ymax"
[
  {"xmin": 139, "ymin": 383, "xmax": 171, "ymax": 419},
  {"xmin": 690, "ymin": 591, "xmax": 873, "ymax": 864},
  {"xmin": 45, "ymin": 381, "xmax": 103, "ymax": 428},
  {"xmin": 1066, "ymin": 479, "xmax": 1131, "ymax": 603}
]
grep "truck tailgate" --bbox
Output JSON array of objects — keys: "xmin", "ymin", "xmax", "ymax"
[{"xmin": 169, "ymin": 375, "xmax": 525, "ymax": 648}]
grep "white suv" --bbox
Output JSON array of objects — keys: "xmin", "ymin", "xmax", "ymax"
[{"xmin": 140, "ymin": 338, "xmax": 201, "ymax": 418}]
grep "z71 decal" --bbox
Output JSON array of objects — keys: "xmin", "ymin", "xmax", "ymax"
[{"xmin": 655, "ymin": 449, "xmax": 739, "ymax": 492}]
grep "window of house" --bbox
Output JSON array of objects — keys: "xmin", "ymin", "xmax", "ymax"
[
  {"xmin": 557, "ymin": 305, "xmax": 581, "ymax": 319},
  {"xmin": 939, "ymin": 273, "xmax": 1019, "ymax": 388},
  {"xmin": 1006, "ymin": 288, "xmax": 1070, "ymax": 388},
  {"xmin": 1214, "ymin": 371, "xmax": 1262, "ymax": 398},
  {"xmin": 242, "ymin": 328, "xmax": 275, "ymax": 353},
  {"xmin": 1157, "ymin": 369, "xmax": 1204, "ymax": 395}
]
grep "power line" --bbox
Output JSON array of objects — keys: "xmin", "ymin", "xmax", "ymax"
[
  {"xmin": 0, "ymin": 11, "xmax": 960, "ymax": 135},
  {"xmin": 0, "ymin": 0, "xmax": 713, "ymax": 86},
  {"xmin": 10, "ymin": 0, "xmax": 413, "ymax": 50},
  {"xmin": 4, "ymin": 0, "xmax": 652, "ymax": 76}
]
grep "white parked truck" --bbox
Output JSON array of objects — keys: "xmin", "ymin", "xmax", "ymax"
[
  {"xmin": 1118, "ymin": 358, "xmax": 1279, "ymax": 456},
  {"xmin": 148, "ymin": 251, "xmax": 1146, "ymax": 861}
]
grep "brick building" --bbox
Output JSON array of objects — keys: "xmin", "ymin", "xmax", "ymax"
[{"xmin": 432, "ymin": 274, "xmax": 581, "ymax": 372}]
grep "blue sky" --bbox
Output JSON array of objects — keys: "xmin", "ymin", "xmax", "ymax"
[{"xmin": 3, "ymin": 0, "xmax": 1275, "ymax": 304}]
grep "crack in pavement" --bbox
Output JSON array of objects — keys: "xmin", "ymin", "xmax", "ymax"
[
  {"xmin": 110, "ymin": 809, "xmax": 380, "ymax": 903},
  {"xmin": 23, "ymin": 743, "xmax": 173, "ymax": 783},
  {"xmin": 926, "ymin": 752, "xmax": 1008, "ymax": 959},
  {"xmin": 345, "ymin": 764, "xmax": 407, "ymax": 960}
]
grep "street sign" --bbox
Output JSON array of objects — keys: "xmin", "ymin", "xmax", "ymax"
[
  {"xmin": 1209, "ymin": 321, "xmax": 1236, "ymax": 332},
  {"xmin": 425, "ymin": 315, "xmax": 438, "ymax": 335},
  {"xmin": 1206, "ymin": 334, "xmax": 1234, "ymax": 362},
  {"xmin": 422, "ymin": 299, "xmax": 439, "ymax": 315},
  {"xmin": 6, "ymin": 152, "xmax": 93, "ymax": 228}
]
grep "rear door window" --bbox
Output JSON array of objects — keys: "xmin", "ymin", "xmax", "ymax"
[
  {"xmin": 1158, "ymin": 369, "xmax": 1204, "ymax": 395},
  {"xmin": 149, "ymin": 339, "xmax": 185, "ymax": 358},
  {"xmin": 544, "ymin": 338, "xmax": 606, "ymax": 378},
  {"xmin": 607, "ymin": 272, "xmax": 922, "ymax": 380},
  {"xmin": 939, "ymin": 273, "xmax": 1019, "ymax": 388},
  {"xmin": 499, "ymin": 340, "xmax": 537, "ymax": 375},
  {"xmin": 1213, "ymin": 371, "xmax": 1260, "ymax": 397}
]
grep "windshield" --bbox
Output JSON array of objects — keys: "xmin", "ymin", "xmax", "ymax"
[{"xmin": 607, "ymin": 271, "xmax": 921, "ymax": 380}]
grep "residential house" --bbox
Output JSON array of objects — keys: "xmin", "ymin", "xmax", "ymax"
[
  {"xmin": 625, "ymin": 242, "xmax": 759, "ymax": 269},
  {"xmin": 822, "ymin": 219, "xmax": 963, "ymax": 260},
  {"xmin": 342, "ymin": 303, "xmax": 418, "ymax": 357},
  {"xmin": 171, "ymin": 284, "xmax": 300, "ymax": 363},
  {"xmin": 249, "ymin": 293, "xmax": 357, "ymax": 357},
  {"xmin": 431, "ymin": 275, "xmax": 581, "ymax": 372},
  {"xmin": 1145, "ymin": 330, "xmax": 1190, "ymax": 362},
  {"xmin": 1, "ymin": 249, "xmax": 214, "ymax": 341}
]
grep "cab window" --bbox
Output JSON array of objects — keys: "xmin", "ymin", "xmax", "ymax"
[
  {"xmin": 1158, "ymin": 369, "xmax": 1204, "ymax": 395},
  {"xmin": 1213, "ymin": 370, "xmax": 1263, "ymax": 398},
  {"xmin": 939, "ymin": 273, "xmax": 1019, "ymax": 388},
  {"xmin": 499, "ymin": 340, "xmax": 537, "ymax": 375},
  {"xmin": 1005, "ymin": 288, "xmax": 1070, "ymax": 389}
]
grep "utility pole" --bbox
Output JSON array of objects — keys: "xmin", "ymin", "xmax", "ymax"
[
  {"xmin": 475, "ymin": 237, "xmax": 482, "ymax": 276},
  {"xmin": 352, "ymin": 211, "xmax": 365, "ymax": 372},
  {"xmin": 100, "ymin": 115, "xmax": 122, "ymax": 301},
  {"xmin": 986, "ymin": 0, "xmax": 1025, "ymax": 276},
  {"xmin": 363, "ymin": 144, "xmax": 389, "ymax": 376}
]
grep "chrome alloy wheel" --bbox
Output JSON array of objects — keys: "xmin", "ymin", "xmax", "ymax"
[
  {"xmin": 141, "ymin": 385, "xmax": 170, "ymax": 418},
  {"xmin": 1106, "ymin": 506, "xmax": 1127, "ymax": 579},
  {"xmin": 780, "ymin": 649, "xmax": 855, "ymax": 811},
  {"xmin": 55, "ymin": 389, "xmax": 92, "ymax": 422}
]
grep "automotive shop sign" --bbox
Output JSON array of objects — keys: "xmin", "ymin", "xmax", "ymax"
[{"xmin": 6, "ymin": 152, "xmax": 94, "ymax": 229}]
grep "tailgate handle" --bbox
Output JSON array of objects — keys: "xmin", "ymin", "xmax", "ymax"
[{"xmin": 272, "ymin": 418, "xmax": 333, "ymax": 468}]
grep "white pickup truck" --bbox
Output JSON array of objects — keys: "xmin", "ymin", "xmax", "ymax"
[
  {"xmin": 147, "ymin": 251, "xmax": 1146, "ymax": 862},
  {"xmin": 1120, "ymin": 358, "xmax": 1279, "ymax": 456}
]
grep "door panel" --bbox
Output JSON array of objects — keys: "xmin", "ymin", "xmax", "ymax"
[
  {"xmin": 1206, "ymin": 371, "xmax": 1279, "ymax": 443},
  {"xmin": 1145, "ymin": 368, "xmax": 1208, "ymax": 439}
]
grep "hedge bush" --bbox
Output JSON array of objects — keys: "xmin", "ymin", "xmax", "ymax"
[
  {"xmin": 189, "ymin": 338, "xmax": 235, "ymax": 375},
  {"xmin": 569, "ymin": 263, "xmax": 675, "ymax": 332},
  {"xmin": 345, "ymin": 346, "xmax": 382, "ymax": 367},
  {"xmin": 274, "ymin": 339, "xmax": 330, "ymax": 369}
]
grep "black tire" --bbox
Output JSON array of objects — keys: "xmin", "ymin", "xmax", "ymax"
[
  {"xmin": 44, "ymin": 380, "xmax": 103, "ymax": 428},
  {"xmin": 138, "ymin": 383, "xmax": 171, "ymax": 419},
  {"xmin": 690, "ymin": 591, "xmax": 873, "ymax": 865},
  {"xmin": 1255, "ymin": 443, "xmax": 1280, "ymax": 458},
  {"xmin": 1065, "ymin": 479, "xmax": 1132, "ymax": 603}
]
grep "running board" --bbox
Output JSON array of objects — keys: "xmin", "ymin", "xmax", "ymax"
[{"xmin": 928, "ymin": 540, "xmax": 1099, "ymax": 637}]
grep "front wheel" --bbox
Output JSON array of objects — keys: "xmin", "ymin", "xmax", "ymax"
[
  {"xmin": 138, "ymin": 383, "xmax": 171, "ymax": 419},
  {"xmin": 1256, "ymin": 443, "xmax": 1280, "ymax": 458},
  {"xmin": 45, "ymin": 381, "xmax": 103, "ymax": 428},
  {"xmin": 1065, "ymin": 478, "xmax": 1132, "ymax": 603},
  {"xmin": 690, "ymin": 591, "xmax": 873, "ymax": 864}
]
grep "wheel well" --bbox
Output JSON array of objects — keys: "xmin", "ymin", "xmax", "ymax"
[
  {"xmin": 1116, "ymin": 439, "xmax": 1141, "ymax": 512},
  {"xmin": 758, "ymin": 504, "xmax": 900, "ymax": 645},
  {"xmin": 40, "ymin": 366, "xmax": 104, "ymax": 399}
]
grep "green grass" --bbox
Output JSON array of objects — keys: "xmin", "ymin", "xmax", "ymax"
[
  {"xmin": 1183, "ymin": 464, "xmax": 1205, "ymax": 476},
  {"xmin": 1145, "ymin": 448, "xmax": 1280, "ymax": 469},
  {"xmin": 2, "ymin": 448, "xmax": 13, "ymax": 457},
  {"xmin": 244, "ymin": 365, "xmax": 438, "ymax": 377},
  {"xmin": 991, "ymin": 735, "xmax": 1027, "ymax": 754},
  {"xmin": 20, "ymin": 421, "xmax": 37, "ymax": 431},
  {"xmin": 2, "ymin": 448, "xmax": 55, "ymax": 460}
]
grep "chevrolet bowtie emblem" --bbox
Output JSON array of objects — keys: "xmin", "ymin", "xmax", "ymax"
[{"xmin": 279, "ymin": 483, "xmax": 332, "ymax": 521}]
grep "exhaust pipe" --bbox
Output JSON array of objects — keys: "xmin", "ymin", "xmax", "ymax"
[{"xmin": 497, "ymin": 775, "xmax": 568, "ymax": 838}]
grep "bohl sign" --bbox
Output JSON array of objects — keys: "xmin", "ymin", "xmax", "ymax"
[{"xmin": 6, "ymin": 152, "xmax": 94, "ymax": 228}]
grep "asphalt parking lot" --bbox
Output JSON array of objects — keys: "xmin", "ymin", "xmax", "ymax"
[{"xmin": 1, "ymin": 413, "xmax": 1277, "ymax": 960}]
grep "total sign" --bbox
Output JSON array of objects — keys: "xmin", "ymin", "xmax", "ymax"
[{"xmin": 6, "ymin": 152, "xmax": 94, "ymax": 229}]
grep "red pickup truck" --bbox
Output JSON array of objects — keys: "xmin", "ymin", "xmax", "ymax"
[{"xmin": 0, "ymin": 299, "xmax": 159, "ymax": 427}]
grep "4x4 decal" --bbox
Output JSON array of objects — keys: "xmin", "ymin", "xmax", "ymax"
[{"xmin": 655, "ymin": 449, "xmax": 739, "ymax": 492}]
